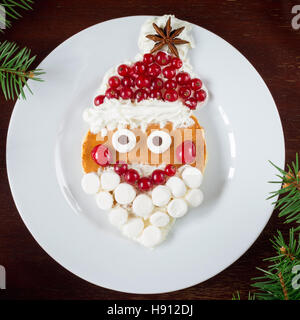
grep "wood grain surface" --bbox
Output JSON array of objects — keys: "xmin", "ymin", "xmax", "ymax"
[{"xmin": 0, "ymin": 0, "xmax": 299, "ymax": 300}]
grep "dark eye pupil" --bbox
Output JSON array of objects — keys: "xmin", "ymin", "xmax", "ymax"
[
  {"xmin": 118, "ymin": 135, "xmax": 129, "ymax": 145},
  {"xmin": 153, "ymin": 136, "xmax": 162, "ymax": 146}
]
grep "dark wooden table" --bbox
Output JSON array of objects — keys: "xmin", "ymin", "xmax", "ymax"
[{"xmin": 0, "ymin": 0, "xmax": 299, "ymax": 300}]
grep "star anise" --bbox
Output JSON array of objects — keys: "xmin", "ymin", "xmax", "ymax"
[{"xmin": 146, "ymin": 17, "xmax": 189, "ymax": 58}]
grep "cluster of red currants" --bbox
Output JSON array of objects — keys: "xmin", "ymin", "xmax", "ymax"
[
  {"xmin": 114, "ymin": 162, "xmax": 177, "ymax": 192},
  {"xmin": 94, "ymin": 51, "xmax": 206, "ymax": 110}
]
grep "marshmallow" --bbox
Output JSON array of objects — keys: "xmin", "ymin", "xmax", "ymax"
[
  {"xmin": 96, "ymin": 191, "xmax": 113, "ymax": 210},
  {"xmin": 114, "ymin": 183, "xmax": 136, "ymax": 205},
  {"xmin": 167, "ymin": 198, "xmax": 188, "ymax": 218},
  {"xmin": 151, "ymin": 185, "xmax": 171, "ymax": 207},
  {"xmin": 185, "ymin": 189, "xmax": 204, "ymax": 207},
  {"xmin": 139, "ymin": 225, "xmax": 162, "ymax": 248},
  {"xmin": 150, "ymin": 211, "xmax": 170, "ymax": 227},
  {"xmin": 166, "ymin": 176, "xmax": 187, "ymax": 198},
  {"xmin": 108, "ymin": 207, "xmax": 128, "ymax": 228},
  {"xmin": 100, "ymin": 171, "xmax": 120, "ymax": 191},
  {"xmin": 81, "ymin": 172, "xmax": 100, "ymax": 194},
  {"xmin": 182, "ymin": 166, "xmax": 203, "ymax": 188},
  {"xmin": 132, "ymin": 194, "xmax": 153, "ymax": 218},
  {"xmin": 122, "ymin": 218, "xmax": 144, "ymax": 239}
]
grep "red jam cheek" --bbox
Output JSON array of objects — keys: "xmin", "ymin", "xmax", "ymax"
[
  {"xmin": 91, "ymin": 144, "xmax": 113, "ymax": 167},
  {"xmin": 175, "ymin": 140, "xmax": 196, "ymax": 164}
]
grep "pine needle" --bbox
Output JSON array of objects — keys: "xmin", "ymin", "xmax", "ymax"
[
  {"xmin": 0, "ymin": 41, "xmax": 44, "ymax": 100},
  {"xmin": 232, "ymin": 291, "xmax": 255, "ymax": 300}
]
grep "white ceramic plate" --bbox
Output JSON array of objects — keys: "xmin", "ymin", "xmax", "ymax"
[{"xmin": 6, "ymin": 16, "xmax": 284, "ymax": 294}]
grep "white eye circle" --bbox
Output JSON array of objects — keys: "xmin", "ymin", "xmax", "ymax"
[
  {"xmin": 147, "ymin": 130, "xmax": 172, "ymax": 154},
  {"xmin": 112, "ymin": 129, "xmax": 136, "ymax": 153}
]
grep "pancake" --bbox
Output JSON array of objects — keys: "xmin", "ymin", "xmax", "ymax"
[{"xmin": 82, "ymin": 115, "xmax": 207, "ymax": 174}]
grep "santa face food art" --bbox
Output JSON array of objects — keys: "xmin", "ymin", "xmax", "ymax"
[{"xmin": 81, "ymin": 15, "xmax": 208, "ymax": 248}]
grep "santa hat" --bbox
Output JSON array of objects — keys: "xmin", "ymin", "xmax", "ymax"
[{"xmin": 83, "ymin": 15, "xmax": 208, "ymax": 137}]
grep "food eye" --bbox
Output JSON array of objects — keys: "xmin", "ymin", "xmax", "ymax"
[
  {"xmin": 147, "ymin": 130, "xmax": 172, "ymax": 154},
  {"xmin": 112, "ymin": 129, "xmax": 136, "ymax": 153}
]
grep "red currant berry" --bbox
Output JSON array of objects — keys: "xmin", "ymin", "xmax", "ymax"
[
  {"xmin": 164, "ymin": 79, "xmax": 177, "ymax": 90},
  {"xmin": 144, "ymin": 87, "xmax": 151, "ymax": 94},
  {"xmin": 124, "ymin": 169, "xmax": 140, "ymax": 184},
  {"xmin": 151, "ymin": 77, "xmax": 164, "ymax": 89},
  {"xmin": 136, "ymin": 75, "xmax": 151, "ymax": 88},
  {"xmin": 144, "ymin": 76, "xmax": 152, "ymax": 88},
  {"xmin": 134, "ymin": 89, "xmax": 149, "ymax": 102},
  {"xmin": 121, "ymin": 76, "xmax": 134, "ymax": 87},
  {"xmin": 108, "ymin": 76, "xmax": 121, "ymax": 88},
  {"xmin": 155, "ymin": 51, "xmax": 170, "ymax": 66},
  {"xmin": 133, "ymin": 61, "xmax": 147, "ymax": 74},
  {"xmin": 129, "ymin": 67, "xmax": 139, "ymax": 80},
  {"xmin": 164, "ymin": 164, "xmax": 176, "ymax": 176},
  {"xmin": 114, "ymin": 162, "xmax": 128, "ymax": 176},
  {"xmin": 143, "ymin": 53, "xmax": 154, "ymax": 65},
  {"xmin": 138, "ymin": 177, "xmax": 153, "ymax": 191},
  {"xmin": 184, "ymin": 97, "xmax": 197, "ymax": 110},
  {"xmin": 176, "ymin": 72, "xmax": 191, "ymax": 85},
  {"xmin": 151, "ymin": 169, "xmax": 166, "ymax": 185},
  {"xmin": 150, "ymin": 89, "xmax": 162, "ymax": 100},
  {"xmin": 194, "ymin": 89, "xmax": 207, "ymax": 102},
  {"xmin": 190, "ymin": 78, "xmax": 203, "ymax": 91},
  {"xmin": 117, "ymin": 64, "xmax": 130, "ymax": 77},
  {"xmin": 171, "ymin": 57, "xmax": 183, "ymax": 69},
  {"xmin": 162, "ymin": 66, "xmax": 176, "ymax": 79},
  {"xmin": 175, "ymin": 140, "xmax": 196, "ymax": 164},
  {"xmin": 91, "ymin": 144, "xmax": 112, "ymax": 167},
  {"xmin": 164, "ymin": 89, "xmax": 178, "ymax": 102},
  {"xmin": 119, "ymin": 87, "xmax": 133, "ymax": 99},
  {"xmin": 135, "ymin": 76, "xmax": 143, "ymax": 89},
  {"xmin": 94, "ymin": 94, "xmax": 105, "ymax": 106},
  {"xmin": 147, "ymin": 63, "xmax": 161, "ymax": 77},
  {"xmin": 178, "ymin": 86, "xmax": 191, "ymax": 99},
  {"xmin": 105, "ymin": 87, "xmax": 119, "ymax": 99}
]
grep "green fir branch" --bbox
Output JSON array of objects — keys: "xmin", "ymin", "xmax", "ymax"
[
  {"xmin": 268, "ymin": 154, "xmax": 300, "ymax": 229},
  {"xmin": 0, "ymin": 0, "xmax": 33, "ymax": 31},
  {"xmin": 0, "ymin": 40, "xmax": 44, "ymax": 100},
  {"xmin": 251, "ymin": 229, "xmax": 300, "ymax": 300}
]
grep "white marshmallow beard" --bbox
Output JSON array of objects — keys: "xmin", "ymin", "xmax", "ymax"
[{"xmin": 81, "ymin": 164, "xmax": 204, "ymax": 248}]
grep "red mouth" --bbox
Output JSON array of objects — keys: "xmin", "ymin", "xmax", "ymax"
[{"xmin": 114, "ymin": 162, "xmax": 177, "ymax": 192}]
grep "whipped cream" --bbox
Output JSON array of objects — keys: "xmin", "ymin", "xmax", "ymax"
[{"xmin": 83, "ymin": 98, "xmax": 195, "ymax": 134}]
